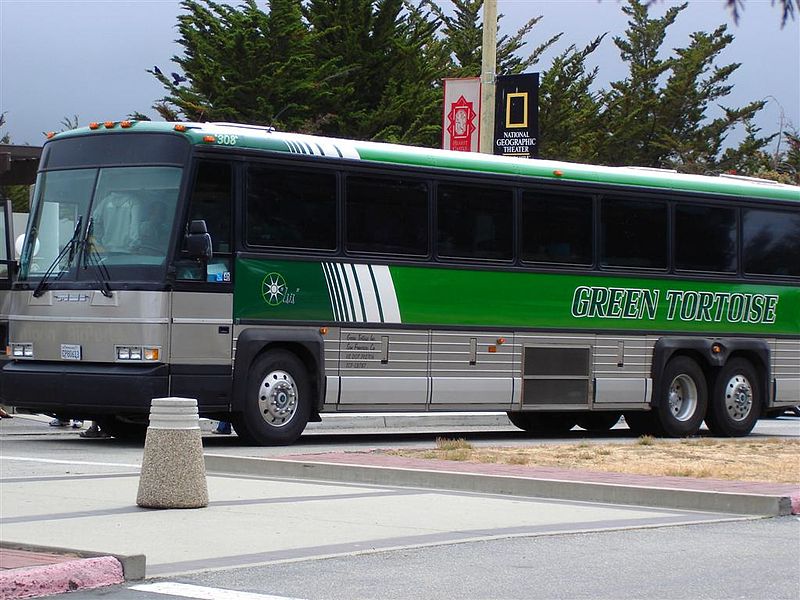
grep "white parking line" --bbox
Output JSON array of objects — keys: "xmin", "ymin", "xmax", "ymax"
[
  {"xmin": 0, "ymin": 456, "xmax": 140, "ymax": 468},
  {"xmin": 131, "ymin": 582, "xmax": 305, "ymax": 600}
]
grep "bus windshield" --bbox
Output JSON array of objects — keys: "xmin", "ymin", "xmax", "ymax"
[{"xmin": 19, "ymin": 165, "xmax": 183, "ymax": 284}]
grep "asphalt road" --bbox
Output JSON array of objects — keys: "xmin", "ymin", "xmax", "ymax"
[{"xmin": 88, "ymin": 517, "xmax": 800, "ymax": 600}]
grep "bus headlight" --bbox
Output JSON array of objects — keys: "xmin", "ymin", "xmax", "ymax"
[
  {"xmin": 116, "ymin": 345, "xmax": 160, "ymax": 361},
  {"xmin": 11, "ymin": 343, "xmax": 34, "ymax": 358}
]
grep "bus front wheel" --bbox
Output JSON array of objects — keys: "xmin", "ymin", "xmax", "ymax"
[
  {"xmin": 705, "ymin": 358, "xmax": 760, "ymax": 437},
  {"xmin": 654, "ymin": 356, "xmax": 707, "ymax": 437},
  {"xmin": 232, "ymin": 350, "xmax": 311, "ymax": 446}
]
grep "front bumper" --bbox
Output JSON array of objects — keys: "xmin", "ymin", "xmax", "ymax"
[{"xmin": 1, "ymin": 361, "xmax": 169, "ymax": 415}]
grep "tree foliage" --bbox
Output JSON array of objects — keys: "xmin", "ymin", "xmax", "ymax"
[
  {"xmin": 144, "ymin": 0, "xmax": 791, "ymax": 180},
  {"xmin": 541, "ymin": 0, "xmax": 775, "ymax": 175}
]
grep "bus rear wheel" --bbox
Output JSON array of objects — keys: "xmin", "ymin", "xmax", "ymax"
[
  {"xmin": 705, "ymin": 358, "xmax": 760, "ymax": 437},
  {"xmin": 653, "ymin": 356, "xmax": 707, "ymax": 437},
  {"xmin": 507, "ymin": 411, "xmax": 576, "ymax": 435},
  {"xmin": 232, "ymin": 350, "xmax": 311, "ymax": 446}
]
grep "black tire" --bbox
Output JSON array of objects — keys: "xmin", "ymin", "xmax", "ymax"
[
  {"xmin": 705, "ymin": 358, "xmax": 760, "ymax": 437},
  {"xmin": 653, "ymin": 356, "xmax": 708, "ymax": 437},
  {"xmin": 575, "ymin": 411, "xmax": 621, "ymax": 432},
  {"xmin": 95, "ymin": 416, "xmax": 148, "ymax": 441},
  {"xmin": 506, "ymin": 411, "xmax": 576, "ymax": 435},
  {"xmin": 231, "ymin": 350, "xmax": 311, "ymax": 446}
]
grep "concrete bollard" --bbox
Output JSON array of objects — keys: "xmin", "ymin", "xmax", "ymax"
[{"xmin": 136, "ymin": 397, "xmax": 208, "ymax": 509}]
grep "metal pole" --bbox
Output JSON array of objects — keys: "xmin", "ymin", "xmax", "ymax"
[{"xmin": 480, "ymin": 0, "xmax": 497, "ymax": 155}]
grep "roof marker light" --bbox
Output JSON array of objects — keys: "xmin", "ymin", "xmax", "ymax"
[
  {"xmin": 89, "ymin": 122, "xmax": 100, "ymax": 130},
  {"xmin": 553, "ymin": 170, "xmax": 564, "ymax": 177},
  {"xmin": 202, "ymin": 135, "xmax": 216, "ymax": 143},
  {"xmin": 46, "ymin": 132, "xmax": 56, "ymax": 139},
  {"xmin": 174, "ymin": 124, "xmax": 187, "ymax": 132},
  {"xmin": 104, "ymin": 121, "xmax": 116, "ymax": 129},
  {"xmin": 120, "ymin": 120, "xmax": 133, "ymax": 128}
]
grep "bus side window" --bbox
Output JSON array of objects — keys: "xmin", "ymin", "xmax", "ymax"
[{"xmin": 177, "ymin": 161, "xmax": 233, "ymax": 282}]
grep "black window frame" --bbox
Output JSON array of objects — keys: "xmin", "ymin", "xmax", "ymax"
[
  {"xmin": 434, "ymin": 179, "xmax": 516, "ymax": 264},
  {"xmin": 598, "ymin": 194, "xmax": 670, "ymax": 272},
  {"xmin": 193, "ymin": 147, "xmax": 798, "ymax": 285},
  {"xmin": 242, "ymin": 159, "xmax": 341, "ymax": 255},
  {"xmin": 518, "ymin": 187, "xmax": 596, "ymax": 268},
  {"xmin": 343, "ymin": 172, "xmax": 431, "ymax": 258},
  {"xmin": 741, "ymin": 205, "xmax": 800, "ymax": 278},
  {"xmin": 672, "ymin": 201, "xmax": 739, "ymax": 275}
]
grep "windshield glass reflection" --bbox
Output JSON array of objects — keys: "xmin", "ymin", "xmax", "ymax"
[{"xmin": 20, "ymin": 166, "xmax": 182, "ymax": 283}]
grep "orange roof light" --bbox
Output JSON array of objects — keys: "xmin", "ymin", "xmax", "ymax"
[
  {"xmin": 202, "ymin": 135, "xmax": 216, "ymax": 143},
  {"xmin": 120, "ymin": 120, "xmax": 133, "ymax": 128},
  {"xmin": 89, "ymin": 122, "xmax": 100, "ymax": 130},
  {"xmin": 174, "ymin": 124, "xmax": 187, "ymax": 132},
  {"xmin": 45, "ymin": 132, "xmax": 56, "ymax": 139},
  {"xmin": 104, "ymin": 121, "xmax": 116, "ymax": 129},
  {"xmin": 553, "ymin": 170, "xmax": 564, "ymax": 177}
]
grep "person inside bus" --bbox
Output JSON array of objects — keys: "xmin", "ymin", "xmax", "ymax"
[{"xmin": 134, "ymin": 200, "xmax": 170, "ymax": 253}]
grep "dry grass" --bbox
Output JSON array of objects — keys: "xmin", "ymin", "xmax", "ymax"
[{"xmin": 386, "ymin": 437, "xmax": 800, "ymax": 484}]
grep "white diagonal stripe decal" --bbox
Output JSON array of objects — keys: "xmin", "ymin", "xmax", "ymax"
[
  {"xmin": 370, "ymin": 265, "xmax": 402, "ymax": 323},
  {"xmin": 355, "ymin": 264, "xmax": 382, "ymax": 322}
]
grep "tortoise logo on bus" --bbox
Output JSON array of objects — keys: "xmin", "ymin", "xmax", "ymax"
[{"xmin": 261, "ymin": 272, "xmax": 296, "ymax": 306}]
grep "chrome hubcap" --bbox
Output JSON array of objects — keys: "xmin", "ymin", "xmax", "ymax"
[
  {"xmin": 724, "ymin": 374, "xmax": 753, "ymax": 422},
  {"xmin": 668, "ymin": 374, "xmax": 698, "ymax": 422},
  {"xmin": 257, "ymin": 370, "xmax": 297, "ymax": 428}
]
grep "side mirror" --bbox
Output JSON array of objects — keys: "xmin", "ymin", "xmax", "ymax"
[{"xmin": 185, "ymin": 219, "xmax": 212, "ymax": 262}]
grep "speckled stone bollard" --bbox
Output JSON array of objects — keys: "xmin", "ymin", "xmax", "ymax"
[{"xmin": 136, "ymin": 397, "xmax": 208, "ymax": 509}]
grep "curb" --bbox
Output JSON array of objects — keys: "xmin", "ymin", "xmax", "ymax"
[
  {"xmin": 0, "ymin": 556, "xmax": 123, "ymax": 599},
  {"xmin": 204, "ymin": 454, "xmax": 795, "ymax": 517},
  {"xmin": 0, "ymin": 542, "xmax": 145, "ymax": 599}
]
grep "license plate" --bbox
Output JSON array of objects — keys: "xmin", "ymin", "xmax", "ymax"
[{"xmin": 61, "ymin": 344, "xmax": 82, "ymax": 361}]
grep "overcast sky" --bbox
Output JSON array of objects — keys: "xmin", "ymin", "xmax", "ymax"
[{"xmin": 1, "ymin": 0, "xmax": 798, "ymax": 152}]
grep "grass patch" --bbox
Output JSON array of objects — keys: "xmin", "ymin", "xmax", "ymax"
[
  {"xmin": 435, "ymin": 437, "xmax": 472, "ymax": 451},
  {"xmin": 386, "ymin": 438, "xmax": 800, "ymax": 484}
]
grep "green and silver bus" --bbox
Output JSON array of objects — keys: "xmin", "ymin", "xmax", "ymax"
[{"xmin": 3, "ymin": 121, "xmax": 798, "ymax": 444}]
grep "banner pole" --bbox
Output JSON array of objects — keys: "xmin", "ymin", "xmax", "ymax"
[{"xmin": 479, "ymin": 0, "xmax": 497, "ymax": 155}]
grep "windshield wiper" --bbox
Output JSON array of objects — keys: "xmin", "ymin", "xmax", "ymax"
[
  {"xmin": 81, "ymin": 218, "xmax": 113, "ymax": 298},
  {"xmin": 32, "ymin": 217, "xmax": 83, "ymax": 298}
]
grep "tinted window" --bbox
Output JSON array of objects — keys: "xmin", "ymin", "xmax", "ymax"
[
  {"xmin": 675, "ymin": 204, "xmax": 737, "ymax": 272},
  {"xmin": 437, "ymin": 184, "xmax": 513, "ymax": 260},
  {"xmin": 177, "ymin": 161, "xmax": 234, "ymax": 282},
  {"xmin": 743, "ymin": 208, "xmax": 800, "ymax": 277},
  {"xmin": 601, "ymin": 197, "xmax": 667, "ymax": 269},
  {"xmin": 247, "ymin": 166, "xmax": 336, "ymax": 250},
  {"xmin": 521, "ymin": 191, "xmax": 593, "ymax": 265},
  {"xmin": 346, "ymin": 175, "xmax": 428, "ymax": 256},
  {"xmin": 42, "ymin": 134, "xmax": 188, "ymax": 169},
  {"xmin": 190, "ymin": 162, "xmax": 233, "ymax": 254}
]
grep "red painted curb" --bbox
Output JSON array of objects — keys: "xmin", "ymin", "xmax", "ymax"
[
  {"xmin": 0, "ymin": 556, "xmax": 124, "ymax": 599},
  {"xmin": 791, "ymin": 494, "xmax": 800, "ymax": 515}
]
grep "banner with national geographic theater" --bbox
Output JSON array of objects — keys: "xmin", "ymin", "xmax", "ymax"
[{"xmin": 493, "ymin": 73, "xmax": 539, "ymax": 158}]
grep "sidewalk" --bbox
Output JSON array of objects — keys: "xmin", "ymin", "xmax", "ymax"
[{"xmin": 206, "ymin": 450, "xmax": 800, "ymax": 517}]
